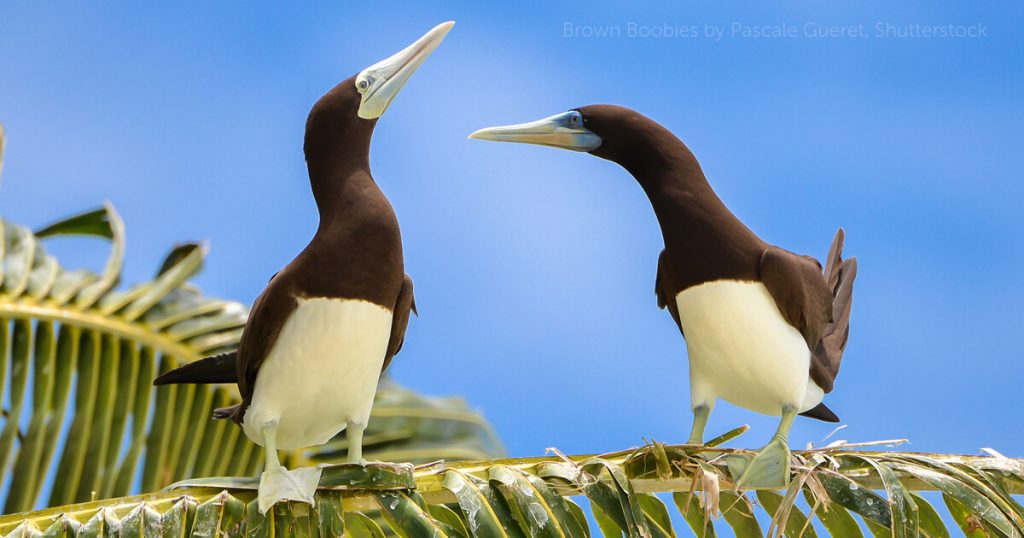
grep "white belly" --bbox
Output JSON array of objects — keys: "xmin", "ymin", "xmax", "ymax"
[
  {"xmin": 242, "ymin": 298, "xmax": 393, "ymax": 450},
  {"xmin": 675, "ymin": 280, "xmax": 823, "ymax": 416}
]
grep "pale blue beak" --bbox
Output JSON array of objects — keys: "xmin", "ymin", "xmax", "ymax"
[{"xmin": 469, "ymin": 111, "xmax": 602, "ymax": 152}]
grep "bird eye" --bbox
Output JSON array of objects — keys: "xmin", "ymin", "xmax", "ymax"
[
  {"xmin": 569, "ymin": 112, "xmax": 582, "ymax": 126},
  {"xmin": 357, "ymin": 79, "xmax": 370, "ymax": 91}
]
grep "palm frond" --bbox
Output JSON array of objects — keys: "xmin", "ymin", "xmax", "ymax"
[
  {"xmin": 0, "ymin": 442, "xmax": 1020, "ymax": 536},
  {"xmin": 1, "ymin": 201, "xmax": 249, "ymax": 512}
]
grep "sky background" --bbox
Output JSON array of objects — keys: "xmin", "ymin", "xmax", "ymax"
[{"xmin": 1, "ymin": 0, "xmax": 1022, "ymax": 504}]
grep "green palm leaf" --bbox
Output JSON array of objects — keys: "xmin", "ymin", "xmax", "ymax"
[
  {"xmin": 0, "ymin": 443, "xmax": 1021, "ymax": 537},
  {"xmin": 0, "ymin": 126, "xmax": 503, "ymax": 514},
  {"xmin": 1, "ymin": 202, "xmax": 250, "ymax": 511}
]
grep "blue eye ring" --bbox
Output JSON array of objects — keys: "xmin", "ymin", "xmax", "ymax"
[{"xmin": 568, "ymin": 112, "xmax": 583, "ymax": 126}]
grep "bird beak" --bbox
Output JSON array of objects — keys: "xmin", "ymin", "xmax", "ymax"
[
  {"xmin": 357, "ymin": 21, "xmax": 454, "ymax": 119},
  {"xmin": 468, "ymin": 112, "xmax": 602, "ymax": 152}
]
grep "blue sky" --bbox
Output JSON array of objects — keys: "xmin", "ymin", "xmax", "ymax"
[{"xmin": 1, "ymin": 0, "xmax": 1021, "ymax": 474}]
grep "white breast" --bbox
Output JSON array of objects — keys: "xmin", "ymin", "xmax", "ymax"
[
  {"xmin": 242, "ymin": 298, "xmax": 393, "ymax": 450},
  {"xmin": 675, "ymin": 280, "xmax": 823, "ymax": 416}
]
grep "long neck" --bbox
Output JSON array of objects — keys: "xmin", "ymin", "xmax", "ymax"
[
  {"xmin": 305, "ymin": 124, "xmax": 384, "ymax": 231},
  {"xmin": 294, "ymin": 147, "xmax": 404, "ymax": 305},
  {"xmin": 302, "ymin": 143, "xmax": 403, "ymax": 279},
  {"xmin": 310, "ymin": 166, "xmax": 387, "ymax": 232},
  {"xmin": 608, "ymin": 127, "xmax": 764, "ymax": 261}
]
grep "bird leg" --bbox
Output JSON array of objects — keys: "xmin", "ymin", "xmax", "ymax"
[
  {"xmin": 257, "ymin": 420, "xmax": 322, "ymax": 514},
  {"xmin": 688, "ymin": 405, "xmax": 711, "ymax": 444},
  {"xmin": 347, "ymin": 420, "xmax": 367, "ymax": 464},
  {"xmin": 727, "ymin": 405, "xmax": 796, "ymax": 489}
]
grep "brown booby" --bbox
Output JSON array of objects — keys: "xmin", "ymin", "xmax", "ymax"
[
  {"xmin": 469, "ymin": 105, "xmax": 857, "ymax": 488},
  {"xmin": 154, "ymin": 21, "xmax": 453, "ymax": 512}
]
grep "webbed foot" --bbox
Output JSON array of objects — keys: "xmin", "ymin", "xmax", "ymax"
[
  {"xmin": 257, "ymin": 465, "xmax": 322, "ymax": 514},
  {"xmin": 727, "ymin": 437, "xmax": 791, "ymax": 489}
]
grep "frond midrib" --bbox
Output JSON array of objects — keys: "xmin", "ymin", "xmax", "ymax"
[{"xmin": 0, "ymin": 300, "xmax": 198, "ymax": 361}]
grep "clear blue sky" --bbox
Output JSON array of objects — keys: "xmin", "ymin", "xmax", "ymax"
[{"xmin": 1, "ymin": 1, "xmax": 1021, "ymax": 466}]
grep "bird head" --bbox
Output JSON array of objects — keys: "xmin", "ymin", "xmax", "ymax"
[
  {"xmin": 353, "ymin": 21, "xmax": 454, "ymax": 120},
  {"xmin": 304, "ymin": 22, "xmax": 454, "ymax": 165},
  {"xmin": 469, "ymin": 104, "xmax": 677, "ymax": 168}
]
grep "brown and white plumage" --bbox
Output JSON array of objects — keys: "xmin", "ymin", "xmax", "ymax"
[
  {"xmin": 470, "ymin": 104, "xmax": 858, "ymax": 487},
  {"xmin": 154, "ymin": 21, "xmax": 452, "ymax": 513}
]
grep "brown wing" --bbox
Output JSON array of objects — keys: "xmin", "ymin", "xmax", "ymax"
[
  {"xmin": 381, "ymin": 274, "xmax": 416, "ymax": 372},
  {"xmin": 655, "ymin": 249, "xmax": 683, "ymax": 337},
  {"xmin": 759, "ymin": 242, "xmax": 833, "ymax": 389},
  {"xmin": 760, "ymin": 229, "xmax": 856, "ymax": 393},
  {"xmin": 224, "ymin": 277, "xmax": 298, "ymax": 422}
]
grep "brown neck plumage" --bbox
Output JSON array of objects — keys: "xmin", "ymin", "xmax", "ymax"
[
  {"xmin": 592, "ymin": 112, "xmax": 765, "ymax": 286},
  {"xmin": 293, "ymin": 87, "xmax": 403, "ymax": 306},
  {"xmin": 304, "ymin": 113, "xmax": 379, "ymax": 219}
]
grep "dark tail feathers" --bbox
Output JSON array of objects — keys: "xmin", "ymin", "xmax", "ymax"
[
  {"xmin": 814, "ymin": 229, "xmax": 858, "ymax": 387},
  {"xmin": 803, "ymin": 229, "xmax": 857, "ymax": 424},
  {"xmin": 799, "ymin": 402, "xmax": 840, "ymax": 423},
  {"xmin": 153, "ymin": 351, "xmax": 237, "ymax": 385}
]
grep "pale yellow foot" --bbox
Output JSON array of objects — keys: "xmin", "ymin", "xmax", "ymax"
[
  {"xmin": 727, "ymin": 437, "xmax": 791, "ymax": 489},
  {"xmin": 257, "ymin": 465, "xmax": 322, "ymax": 514}
]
